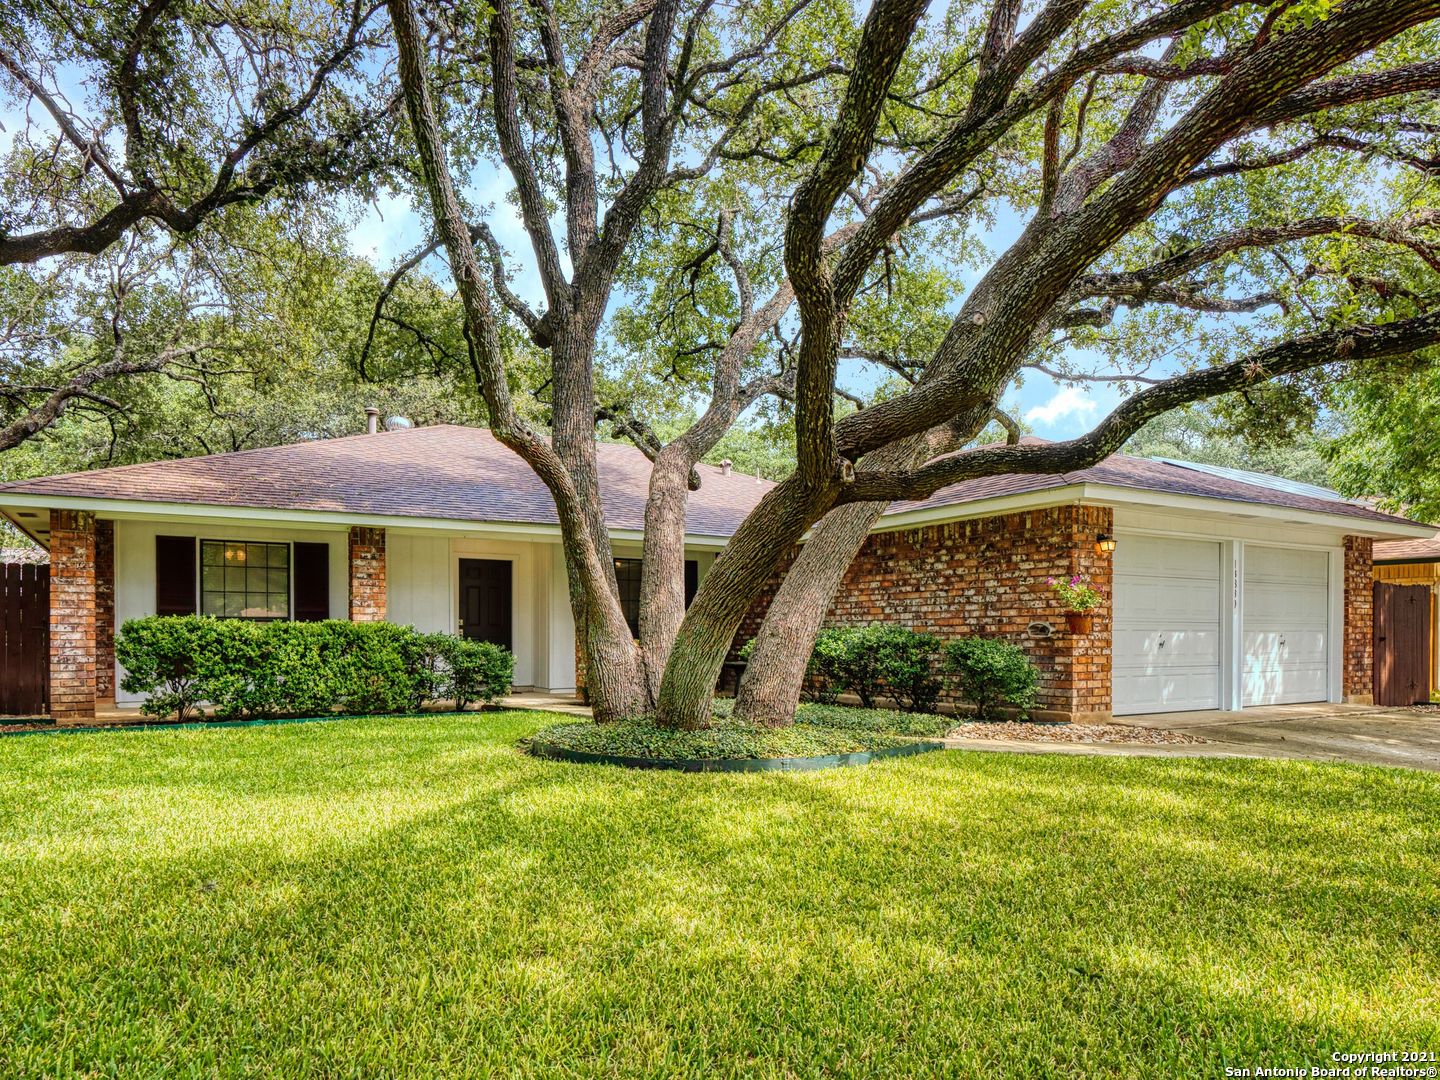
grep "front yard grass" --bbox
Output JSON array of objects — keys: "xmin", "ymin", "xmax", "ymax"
[{"xmin": 1, "ymin": 710, "xmax": 1437, "ymax": 1077}]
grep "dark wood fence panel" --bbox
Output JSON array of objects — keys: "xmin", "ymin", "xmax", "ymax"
[
  {"xmin": 1374, "ymin": 581, "xmax": 1430, "ymax": 707},
  {"xmin": 0, "ymin": 562, "xmax": 48, "ymax": 716}
]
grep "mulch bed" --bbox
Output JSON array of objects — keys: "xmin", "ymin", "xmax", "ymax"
[
  {"xmin": 0, "ymin": 720, "xmax": 56, "ymax": 734},
  {"xmin": 948, "ymin": 721, "xmax": 1207, "ymax": 745}
]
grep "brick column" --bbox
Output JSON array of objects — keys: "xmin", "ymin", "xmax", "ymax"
[
  {"xmin": 348, "ymin": 526, "xmax": 387, "ymax": 622},
  {"xmin": 1343, "ymin": 535, "xmax": 1374, "ymax": 705},
  {"xmin": 49, "ymin": 510, "xmax": 97, "ymax": 724},
  {"xmin": 95, "ymin": 520, "xmax": 115, "ymax": 701}
]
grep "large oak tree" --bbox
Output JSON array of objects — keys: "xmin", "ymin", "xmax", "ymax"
[{"xmin": 386, "ymin": 0, "xmax": 1440, "ymax": 727}]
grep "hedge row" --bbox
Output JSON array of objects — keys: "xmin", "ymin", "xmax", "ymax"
[
  {"xmin": 742, "ymin": 624, "xmax": 1039, "ymax": 720},
  {"xmin": 115, "ymin": 616, "xmax": 514, "ymax": 721}
]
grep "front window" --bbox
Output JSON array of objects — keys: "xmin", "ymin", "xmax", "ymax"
[
  {"xmin": 614, "ymin": 557, "xmax": 699, "ymax": 638},
  {"xmin": 201, "ymin": 541, "xmax": 290, "ymax": 620}
]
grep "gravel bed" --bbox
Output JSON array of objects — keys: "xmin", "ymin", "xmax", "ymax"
[{"xmin": 948, "ymin": 721, "xmax": 1207, "ymax": 745}]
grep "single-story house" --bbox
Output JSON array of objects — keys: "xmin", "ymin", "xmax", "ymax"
[{"xmin": 0, "ymin": 423, "xmax": 1429, "ymax": 723}]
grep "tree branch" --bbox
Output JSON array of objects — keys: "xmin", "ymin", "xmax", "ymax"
[{"xmin": 841, "ymin": 311, "xmax": 1440, "ymax": 503}]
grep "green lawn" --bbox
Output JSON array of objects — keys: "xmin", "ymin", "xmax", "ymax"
[{"xmin": 1, "ymin": 712, "xmax": 1437, "ymax": 1077}]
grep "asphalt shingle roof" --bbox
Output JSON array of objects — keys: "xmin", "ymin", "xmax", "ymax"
[
  {"xmin": 0, "ymin": 425, "xmax": 773, "ymax": 537},
  {"xmin": 1375, "ymin": 532, "xmax": 1440, "ymax": 562},
  {"xmin": 0, "ymin": 425, "xmax": 1423, "ymax": 535},
  {"xmin": 892, "ymin": 439, "xmax": 1422, "ymax": 529}
]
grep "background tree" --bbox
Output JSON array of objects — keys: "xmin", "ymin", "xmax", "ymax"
[{"xmin": 0, "ymin": 0, "xmax": 397, "ymax": 447}]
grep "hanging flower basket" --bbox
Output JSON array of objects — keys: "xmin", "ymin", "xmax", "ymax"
[{"xmin": 1049, "ymin": 574, "xmax": 1104, "ymax": 636}]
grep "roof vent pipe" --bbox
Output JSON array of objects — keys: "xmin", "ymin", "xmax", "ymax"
[
  {"xmin": 365, "ymin": 407, "xmax": 380, "ymax": 435},
  {"xmin": 719, "ymin": 459, "xmax": 733, "ymax": 476}
]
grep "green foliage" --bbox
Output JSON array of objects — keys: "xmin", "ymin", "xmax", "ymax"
[
  {"xmin": 1121, "ymin": 404, "xmax": 1335, "ymax": 488},
  {"xmin": 944, "ymin": 637, "xmax": 1040, "ymax": 722},
  {"xmin": 112, "ymin": 616, "xmax": 236, "ymax": 722},
  {"xmin": 528, "ymin": 706, "xmax": 934, "ymax": 761},
  {"xmin": 115, "ymin": 617, "xmax": 514, "ymax": 720},
  {"xmin": 436, "ymin": 636, "xmax": 516, "ymax": 710},
  {"xmin": 1049, "ymin": 574, "xmax": 1105, "ymax": 614},
  {"xmin": 804, "ymin": 624, "xmax": 943, "ymax": 712},
  {"xmin": 1325, "ymin": 355, "xmax": 1440, "ymax": 521},
  {"xmin": 793, "ymin": 702, "xmax": 951, "ymax": 738}
]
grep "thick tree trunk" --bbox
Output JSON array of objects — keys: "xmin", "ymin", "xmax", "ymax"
[
  {"xmin": 551, "ymin": 324, "xmax": 651, "ymax": 721},
  {"xmin": 732, "ymin": 426, "xmax": 965, "ymax": 725},
  {"xmin": 637, "ymin": 448, "xmax": 692, "ymax": 702},
  {"xmin": 733, "ymin": 499, "xmax": 886, "ymax": 724},
  {"xmin": 655, "ymin": 475, "xmax": 836, "ymax": 728}
]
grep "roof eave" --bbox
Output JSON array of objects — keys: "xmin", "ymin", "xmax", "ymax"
[
  {"xmin": 0, "ymin": 492, "xmax": 737, "ymax": 550},
  {"xmin": 869, "ymin": 481, "xmax": 1434, "ymax": 539}
]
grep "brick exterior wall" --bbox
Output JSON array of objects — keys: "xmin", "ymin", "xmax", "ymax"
[
  {"xmin": 348, "ymin": 526, "xmax": 387, "ymax": 622},
  {"xmin": 49, "ymin": 509, "xmax": 97, "ymax": 723},
  {"xmin": 1343, "ymin": 534, "xmax": 1374, "ymax": 704},
  {"xmin": 734, "ymin": 504, "xmax": 1115, "ymax": 721},
  {"xmin": 95, "ymin": 519, "xmax": 115, "ymax": 700}
]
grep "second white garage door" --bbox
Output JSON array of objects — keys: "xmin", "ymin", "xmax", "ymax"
[
  {"xmin": 1113, "ymin": 536, "xmax": 1223, "ymax": 715},
  {"xmin": 1242, "ymin": 545, "xmax": 1330, "ymax": 706}
]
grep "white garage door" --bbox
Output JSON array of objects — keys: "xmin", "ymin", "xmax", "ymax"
[
  {"xmin": 1243, "ymin": 546, "xmax": 1330, "ymax": 706},
  {"xmin": 1113, "ymin": 536, "xmax": 1223, "ymax": 715}
]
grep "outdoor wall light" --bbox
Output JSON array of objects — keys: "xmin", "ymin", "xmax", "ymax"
[{"xmin": 1095, "ymin": 533, "xmax": 1117, "ymax": 554}]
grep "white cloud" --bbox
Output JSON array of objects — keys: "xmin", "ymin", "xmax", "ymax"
[{"xmin": 1024, "ymin": 386, "xmax": 1098, "ymax": 427}]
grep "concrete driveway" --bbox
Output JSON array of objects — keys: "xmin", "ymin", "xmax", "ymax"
[
  {"xmin": 940, "ymin": 704, "xmax": 1440, "ymax": 772},
  {"xmin": 1115, "ymin": 703, "xmax": 1440, "ymax": 772}
]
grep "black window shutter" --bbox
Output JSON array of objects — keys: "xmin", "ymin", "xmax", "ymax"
[
  {"xmin": 293, "ymin": 542, "xmax": 330, "ymax": 622},
  {"xmin": 155, "ymin": 536, "xmax": 196, "ymax": 616},
  {"xmin": 684, "ymin": 560, "xmax": 699, "ymax": 607}
]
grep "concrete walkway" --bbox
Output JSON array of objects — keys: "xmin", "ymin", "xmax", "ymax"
[{"xmin": 944, "ymin": 703, "xmax": 1440, "ymax": 772}]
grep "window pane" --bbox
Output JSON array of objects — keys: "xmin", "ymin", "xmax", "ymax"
[{"xmin": 200, "ymin": 541, "xmax": 290, "ymax": 622}]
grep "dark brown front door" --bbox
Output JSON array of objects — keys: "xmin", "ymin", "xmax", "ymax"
[
  {"xmin": 1374, "ymin": 581, "xmax": 1430, "ymax": 706},
  {"xmin": 460, "ymin": 559, "xmax": 512, "ymax": 649}
]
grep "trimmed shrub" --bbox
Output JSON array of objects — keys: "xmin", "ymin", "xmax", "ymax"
[
  {"xmin": 438, "ymin": 637, "xmax": 515, "ymax": 710},
  {"xmin": 115, "ymin": 615, "xmax": 226, "ymax": 721},
  {"xmin": 115, "ymin": 616, "xmax": 515, "ymax": 721},
  {"xmin": 943, "ymin": 637, "xmax": 1038, "ymax": 722},
  {"xmin": 740, "ymin": 625, "xmax": 943, "ymax": 712},
  {"xmin": 822, "ymin": 624, "xmax": 943, "ymax": 712}
]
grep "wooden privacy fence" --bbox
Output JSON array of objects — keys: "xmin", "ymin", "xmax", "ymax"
[
  {"xmin": 0, "ymin": 562, "xmax": 48, "ymax": 716},
  {"xmin": 1374, "ymin": 581, "xmax": 1430, "ymax": 708}
]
